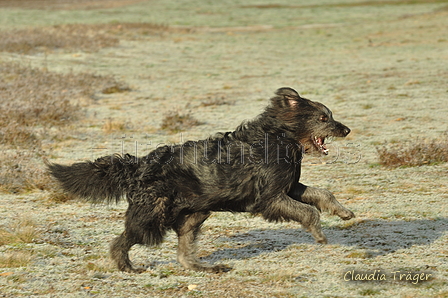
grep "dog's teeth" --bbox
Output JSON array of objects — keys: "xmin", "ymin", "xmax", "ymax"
[{"xmin": 312, "ymin": 136, "xmax": 329, "ymax": 154}]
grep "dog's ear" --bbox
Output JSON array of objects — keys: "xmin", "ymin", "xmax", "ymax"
[{"xmin": 274, "ymin": 87, "xmax": 301, "ymax": 107}]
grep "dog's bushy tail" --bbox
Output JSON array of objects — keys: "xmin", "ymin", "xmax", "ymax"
[{"xmin": 47, "ymin": 154, "xmax": 139, "ymax": 204}]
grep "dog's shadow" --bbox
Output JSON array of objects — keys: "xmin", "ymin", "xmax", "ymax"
[{"xmin": 204, "ymin": 218, "xmax": 447, "ymax": 262}]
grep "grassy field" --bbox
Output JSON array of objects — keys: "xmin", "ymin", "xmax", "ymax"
[{"xmin": 0, "ymin": 0, "xmax": 447, "ymax": 297}]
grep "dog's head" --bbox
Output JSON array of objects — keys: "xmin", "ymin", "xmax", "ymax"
[{"xmin": 267, "ymin": 87, "xmax": 350, "ymax": 155}]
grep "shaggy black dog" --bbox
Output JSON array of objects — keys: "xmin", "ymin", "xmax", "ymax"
[{"xmin": 47, "ymin": 87, "xmax": 355, "ymax": 273}]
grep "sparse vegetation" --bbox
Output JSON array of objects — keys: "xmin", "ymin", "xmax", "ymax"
[
  {"xmin": 376, "ymin": 133, "xmax": 448, "ymax": 167},
  {"xmin": 0, "ymin": 216, "xmax": 41, "ymax": 246},
  {"xmin": 359, "ymin": 288, "xmax": 382, "ymax": 296},
  {"xmin": 0, "ymin": 0, "xmax": 147, "ymax": 10},
  {"xmin": 200, "ymin": 97, "xmax": 234, "ymax": 107},
  {"xmin": 46, "ymin": 189, "xmax": 78, "ymax": 203},
  {"xmin": 102, "ymin": 118, "xmax": 128, "ymax": 133},
  {"xmin": 0, "ymin": 251, "xmax": 35, "ymax": 268},
  {"xmin": 345, "ymin": 250, "xmax": 373, "ymax": 259},
  {"xmin": 160, "ymin": 111, "xmax": 203, "ymax": 134},
  {"xmin": 0, "ymin": 61, "xmax": 128, "ymax": 131},
  {"xmin": 0, "ymin": 150, "xmax": 51, "ymax": 193},
  {"xmin": 0, "ymin": 61, "xmax": 129, "ymax": 193},
  {"xmin": 362, "ymin": 104, "xmax": 374, "ymax": 110},
  {"xmin": 0, "ymin": 25, "xmax": 118, "ymax": 54},
  {"xmin": 242, "ymin": 0, "xmax": 448, "ymax": 9},
  {"xmin": 84, "ymin": 258, "xmax": 116, "ymax": 274},
  {"xmin": 0, "ymin": 23, "xmax": 173, "ymax": 54},
  {"xmin": 102, "ymin": 84, "xmax": 131, "ymax": 94}
]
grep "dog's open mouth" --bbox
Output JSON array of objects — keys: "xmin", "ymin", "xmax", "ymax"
[{"xmin": 312, "ymin": 136, "xmax": 328, "ymax": 155}]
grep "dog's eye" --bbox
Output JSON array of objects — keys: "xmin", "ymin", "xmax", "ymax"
[{"xmin": 319, "ymin": 115, "xmax": 328, "ymax": 122}]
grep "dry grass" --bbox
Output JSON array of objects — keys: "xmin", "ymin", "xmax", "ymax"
[
  {"xmin": 160, "ymin": 111, "xmax": 203, "ymax": 134},
  {"xmin": 0, "ymin": 217, "xmax": 41, "ymax": 246},
  {"xmin": 0, "ymin": 64, "xmax": 79, "ymax": 129},
  {"xmin": 0, "ymin": 61, "xmax": 129, "ymax": 193},
  {"xmin": 0, "ymin": 25, "xmax": 118, "ymax": 54},
  {"xmin": 200, "ymin": 98, "xmax": 235, "ymax": 107},
  {"xmin": 46, "ymin": 190, "xmax": 78, "ymax": 203},
  {"xmin": 0, "ymin": 0, "xmax": 148, "ymax": 10},
  {"xmin": 0, "ymin": 61, "xmax": 128, "ymax": 129},
  {"xmin": 0, "ymin": 150, "xmax": 52, "ymax": 193},
  {"xmin": 102, "ymin": 84, "xmax": 131, "ymax": 94},
  {"xmin": 242, "ymin": 0, "xmax": 448, "ymax": 9},
  {"xmin": 376, "ymin": 133, "xmax": 448, "ymax": 167},
  {"xmin": 0, "ymin": 23, "xmax": 172, "ymax": 54},
  {"xmin": 84, "ymin": 258, "xmax": 116, "ymax": 274},
  {"xmin": 0, "ymin": 251, "xmax": 35, "ymax": 268},
  {"xmin": 102, "ymin": 118, "xmax": 127, "ymax": 133},
  {"xmin": 104, "ymin": 22, "xmax": 172, "ymax": 37}
]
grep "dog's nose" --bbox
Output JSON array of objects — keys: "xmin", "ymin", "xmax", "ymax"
[{"xmin": 343, "ymin": 127, "xmax": 351, "ymax": 136}]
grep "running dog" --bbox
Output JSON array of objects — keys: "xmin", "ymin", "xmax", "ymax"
[{"xmin": 47, "ymin": 87, "xmax": 355, "ymax": 273}]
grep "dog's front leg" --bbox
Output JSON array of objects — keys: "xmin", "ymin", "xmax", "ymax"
[
  {"xmin": 288, "ymin": 183, "xmax": 355, "ymax": 220},
  {"xmin": 260, "ymin": 195, "xmax": 328, "ymax": 244}
]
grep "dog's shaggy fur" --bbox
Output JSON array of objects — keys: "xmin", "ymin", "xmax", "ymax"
[{"xmin": 47, "ymin": 87, "xmax": 355, "ymax": 273}]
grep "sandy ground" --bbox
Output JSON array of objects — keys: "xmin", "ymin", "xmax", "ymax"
[{"xmin": 1, "ymin": 1, "xmax": 447, "ymax": 297}]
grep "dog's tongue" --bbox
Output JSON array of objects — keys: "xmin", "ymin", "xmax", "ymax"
[
  {"xmin": 314, "ymin": 137, "xmax": 329, "ymax": 155},
  {"xmin": 319, "ymin": 138, "xmax": 328, "ymax": 155}
]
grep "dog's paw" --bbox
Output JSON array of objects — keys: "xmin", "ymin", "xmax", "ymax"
[
  {"xmin": 199, "ymin": 264, "xmax": 232, "ymax": 273},
  {"xmin": 121, "ymin": 266, "xmax": 147, "ymax": 274},
  {"xmin": 210, "ymin": 264, "xmax": 232, "ymax": 273},
  {"xmin": 185, "ymin": 262, "xmax": 232, "ymax": 273},
  {"xmin": 316, "ymin": 237, "xmax": 328, "ymax": 244},
  {"xmin": 339, "ymin": 209, "xmax": 355, "ymax": 221}
]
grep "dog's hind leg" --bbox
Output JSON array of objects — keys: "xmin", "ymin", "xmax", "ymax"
[
  {"xmin": 174, "ymin": 211, "xmax": 230, "ymax": 273},
  {"xmin": 110, "ymin": 231, "xmax": 141, "ymax": 273},
  {"xmin": 261, "ymin": 194, "xmax": 328, "ymax": 244},
  {"xmin": 110, "ymin": 199, "xmax": 168, "ymax": 273},
  {"xmin": 289, "ymin": 183, "xmax": 355, "ymax": 220}
]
